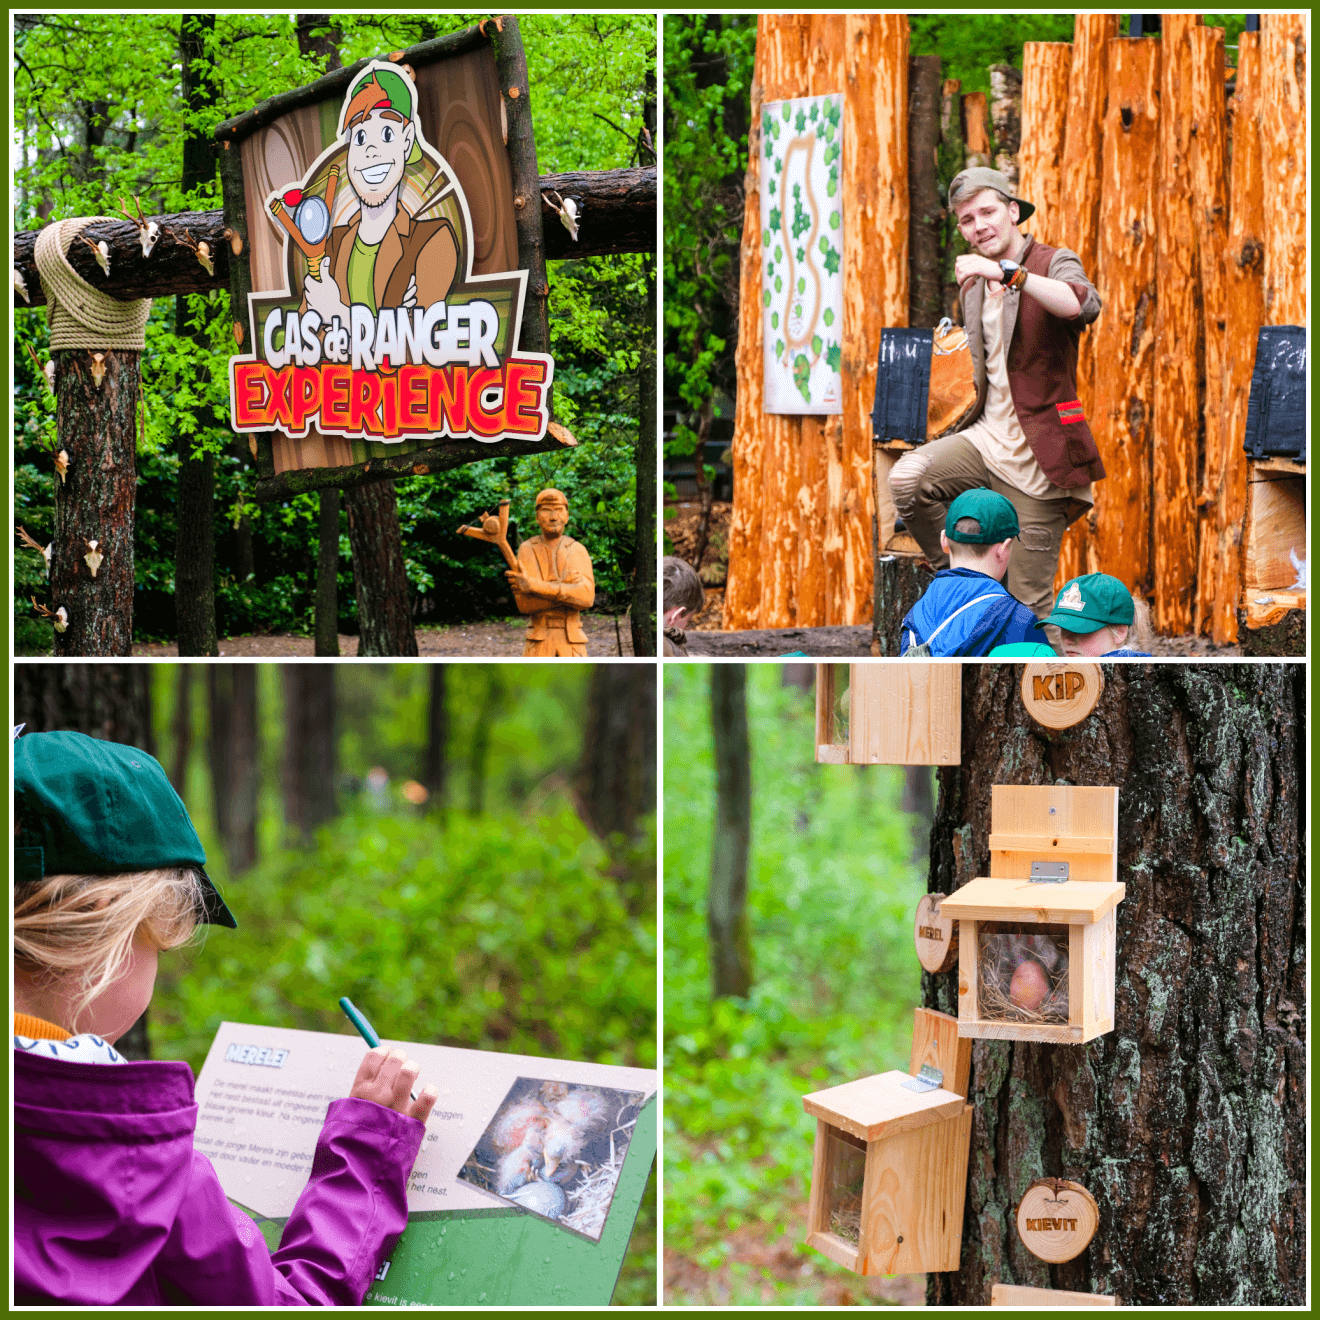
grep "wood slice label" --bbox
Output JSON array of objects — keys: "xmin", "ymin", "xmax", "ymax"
[
  {"xmin": 913, "ymin": 893, "xmax": 958, "ymax": 973},
  {"xmin": 1021, "ymin": 663, "xmax": 1104, "ymax": 730},
  {"xmin": 1016, "ymin": 1178, "xmax": 1099, "ymax": 1263}
]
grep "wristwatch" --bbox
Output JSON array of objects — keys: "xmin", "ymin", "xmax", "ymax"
[{"xmin": 998, "ymin": 260, "xmax": 1028, "ymax": 291}]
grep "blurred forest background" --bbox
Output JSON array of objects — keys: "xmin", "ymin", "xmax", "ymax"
[
  {"xmin": 14, "ymin": 14, "xmax": 655, "ymax": 652},
  {"xmin": 664, "ymin": 664, "xmax": 934, "ymax": 1305},
  {"xmin": 13, "ymin": 660, "xmax": 657, "ymax": 1304}
]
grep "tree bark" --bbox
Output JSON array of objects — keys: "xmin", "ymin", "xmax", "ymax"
[
  {"xmin": 467, "ymin": 668, "xmax": 503, "ymax": 815},
  {"xmin": 294, "ymin": 13, "xmax": 342, "ymax": 69},
  {"xmin": 631, "ymin": 253, "xmax": 658, "ymax": 657},
  {"xmin": 574, "ymin": 666, "xmax": 657, "ymax": 841},
  {"xmin": 989, "ymin": 64, "xmax": 1023, "ymax": 185},
  {"xmin": 345, "ymin": 480, "xmax": 417, "ymax": 656},
  {"xmin": 925, "ymin": 663, "xmax": 1305, "ymax": 1306},
  {"xmin": 208, "ymin": 665, "xmax": 259, "ymax": 872},
  {"xmin": 170, "ymin": 667, "xmax": 192, "ymax": 795},
  {"xmin": 938, "ymin": 78, "xmax": 967, "ymax": 322},
  {"xmin": 424, "ymin": 665, "xmax": 448, "ymax": 806},
  {"xmin": 174, "ymin": 13, "xmax": 219, "ymax": 657},
  {"xmin": 315, "ymin": 487, "xmax": 341, "ymax": 656},
  {"xmin": 282, "ymin": 666, "xmax": 338, "ymax": 841},
  {"xmin": 708, "ymin": 666, "xmax": 752, "ymax": 999},
  {"xmin": 51, "ymin": 350, "xmax": 139, "ymax": 657},
  {"xmin": 13, "ymin": 663, "xmax": 156, "ymax": 1060},
  {"xmin": 908, "ymin": 54, "xmax": 944, "ymax": 329}
]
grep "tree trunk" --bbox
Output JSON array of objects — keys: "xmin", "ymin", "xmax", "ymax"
[
  {"xmin": 424, "ymin": 665, "xmax": 448, "ymax": 806},
  {"xmin": 345, "ymin": 480, "xmax": 418, "ymax": 656},
  {"xmin": 173, "ymin": 13, "xmax": 219, "ymax": 657},
  {"xmin": 989, "ymin": 63, "xmax": 1023, "ymax": 185},
  {"xmin": 13, "ymin": 662, "xmax": 156, "ymax": 1060},
  {"xmin": 170, "ymin": 667, "xmax": 192, "ymax": 795},
  {"xmin": 780, "ymin": 664, "xmax": 814, "ymax": 692},
  {"xmin": 925, "ymin": 663, "xmax": 1305, "ymax": 1306},
  {"xmin": 908, "ymin": 54, "xmax": 944, "ymax": 328},
  {"xmin": 51, "ymin": 350, "xmax": 139, "ymax": 657},
  {"xmin": 631, "ymin": 253, "xmax": 658, "ymax": 657},
  {"xmin": 208, "ymin": 665, "xmax": 259, "ymax": 872},
  {"xmin": 294, "ymin": 13, "xmax": 342, "ymax": 68},
  {"xmin": 315, "ymin": 486, "xmax": 341, "ymax": 656},
  {"xmin": 938, "ymin": 79, "xmax": 967, "ymax": 323},
  {"xmin": 900, "ymin": 763, "xmax": 934, "ymax": 867},
  {"xmin": 281, "ymin": 666, "xmax": 338, "ymax": 841},
  {"xmin": 708, "ymin": 665, "xmax": 752, "ymax": 999},
  {"xmin": 467, "ymin": 668, "xmax": 503, "ymax": 815},
  {"xmin": 574, "ymin": 666, "xmax": 657, "ymax": 841}
]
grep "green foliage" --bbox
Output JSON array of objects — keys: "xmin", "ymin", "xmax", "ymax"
[
  {"xmin": 907, "ymin": 14, "xmax": 1076, "ymax": 98},
  {"xmin": 13, "ymin": 13, "xmax": 651, "ymax": 640},
  {"xmin": 663, "ymin": 667, "xmax": 928, "ymax": 1303}
]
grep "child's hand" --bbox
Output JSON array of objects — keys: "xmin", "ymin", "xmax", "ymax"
[{"xmin": 350, "ymin": 1046, "xmax": 439, "ymax": 1124}]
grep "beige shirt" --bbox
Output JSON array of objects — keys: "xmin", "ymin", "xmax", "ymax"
[{"xmin": 961, "ymin": 287, "xmax": 1093, "ymax": 507}]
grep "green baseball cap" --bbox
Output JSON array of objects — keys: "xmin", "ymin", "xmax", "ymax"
[
  {"xmin": 14, "ymin": 730, "xmax": 236, "ymax": 928},
  {"xmin": 945, "ymin": 488, "xmax": 1020, "ymax": 543},
  {"xmin": 1043, "ymin": 574, "xmax": 1135, "ymax": 635}
]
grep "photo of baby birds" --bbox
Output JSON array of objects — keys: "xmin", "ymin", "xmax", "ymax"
[{"xmin": 460, "ymin": 1078, "xmax": 644, "ymax": 1241}]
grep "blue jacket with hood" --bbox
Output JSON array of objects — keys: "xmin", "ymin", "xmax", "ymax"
[{"xmin": 900, "ymin": 568, "xmax": 1049, "ymax": 657}]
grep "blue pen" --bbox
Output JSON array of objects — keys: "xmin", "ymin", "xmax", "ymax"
[{"xmin": 339, "ymin": 997, "xmax": 417, "ymax": 1101}]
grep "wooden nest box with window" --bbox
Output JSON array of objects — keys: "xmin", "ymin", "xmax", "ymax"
[
  {"xmin": 801, "ymin": 1008, "xmax": 973, "ymax": 1275},
  {"xmin": 940, "ymin": 785, "xmax": 1123, "ymax": 1045},
  {"xmin": 814, "ymin": 663, "xmax": 961, "ymax": 765}
]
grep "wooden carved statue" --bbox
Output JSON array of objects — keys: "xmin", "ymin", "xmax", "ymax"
[{"xmin": 458, "ymin": 489, "xmax": 594, "ymax": 656}]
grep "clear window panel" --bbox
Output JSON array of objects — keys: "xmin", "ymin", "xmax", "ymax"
[
  {"xmin": 977, "ymin": 921, "xmax": 1069, "ymax": 1024},
  {"xmin": 821, "ymin": 1123, "xmax": 866, "ymax": 1244}
]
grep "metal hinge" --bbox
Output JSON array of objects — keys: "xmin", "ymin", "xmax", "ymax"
[
  {"xmin": 902, "ymin": 1064, "xmax": 945, "ymax": 1092},
  {"xmin": 1030, "ymin": 861, "xmax": 1070, "ymax": 883}
]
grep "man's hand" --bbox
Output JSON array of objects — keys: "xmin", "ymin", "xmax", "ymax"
[
  {"xmin": 506, "ymin": 569, "xmax": 553, "ymax": 598},
  {"xmin": 954, "ymin": 253, "xmax": 1003, "ymax": 290},
  {"xmin": 350, "ymin": 1046, "xmax": 438, "ymax": 1123},
  {"xmin": 304, "ymin": 256, "xmax": 350, "ymax": 325}
]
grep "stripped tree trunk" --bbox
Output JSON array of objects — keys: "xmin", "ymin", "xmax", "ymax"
[
  {"xmin": 281, "ymin": 665, "xmax": 337, "ymax": 841},
  {"xmin": 708, "ymin": 665, "xmax": 752, "ymax": 999},
  {"xmin": 1260, "ymin": 13, "xmax": 1307, "ymax": 326},
  {"xmin": 1017, "ymin": 42, "xmax": 1072, "ymax": 248},
  {"xmin": 51, "ymin": 350, "xmax": 140, "ymax": 657},
  {"xmin": 925, "ymin": 663, "xmax": 1305, "ymax": 1306},
  {"xmin": 345, "ymin": 480, "xmax": 418, "ymax": 656}
]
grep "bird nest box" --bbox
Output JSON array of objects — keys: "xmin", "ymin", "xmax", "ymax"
[
  {"xmin": 815, "ymin": 663, "xmax": 961, "ymax": 765},
  {"xmin": 939, "ymin": 785, "xmax": 1123, "ymax": 1044},
  {"xmin": 802, "ymin": 1008, "xmax": 972, "ymax": 1276}
]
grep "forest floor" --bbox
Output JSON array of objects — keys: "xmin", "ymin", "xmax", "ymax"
[
  {"xmin": 132, "ymin": 614, "xmax": 637, "ymax": 658},
  {"xmin": 664, "ymin": 1223, "xmax": 926, "ymax": 1307}
]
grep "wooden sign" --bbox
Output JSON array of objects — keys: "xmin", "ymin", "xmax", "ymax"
[
  {"xmin": 224, "ymin": 39, "xmax": 549, "ymax": 476},
  {"xmin": 913, "ymin": 893, "xmax": 958, "ymax": 973},
  {"xmin": 759, "ymin": 94, "xmax": 844, "ymax": 415},
  {"xmin": 991, "ymin": 1283, "xmax": 1116, "ymax": 1306},
  {"xmin": 1021, "ymin": 662, "xmax": 1104, "ymax": 729},
  {"xmin": 1015, "ymin": 1178, "xmax": 1100, "ymax": 1263}
]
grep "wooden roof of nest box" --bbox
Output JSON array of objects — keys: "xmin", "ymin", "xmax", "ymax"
[
  {"xmin": 939, "ymin": 785, "xmax": 1124, "ymax": 1044},
  {"xmin": 815, "ymin": 663, "xmax": 961, "ymax": 765}
]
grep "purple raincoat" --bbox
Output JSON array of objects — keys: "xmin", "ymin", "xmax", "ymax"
[{"xmin": 15, "ymin": 1049, "xmax": 424, "ymax": 1305}]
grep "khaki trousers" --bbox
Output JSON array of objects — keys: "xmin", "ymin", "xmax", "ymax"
[{"xmin": 888, "ymin": 434, "xmax": 1088, "ymax": 619}]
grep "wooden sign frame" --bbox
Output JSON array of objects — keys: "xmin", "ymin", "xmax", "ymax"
[{"xmin": 215, "ymin": 22, "xmax": 556, "ymax": 501}]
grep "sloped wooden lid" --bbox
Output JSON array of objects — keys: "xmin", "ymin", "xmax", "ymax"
[
  {"xmin": 802, "ymin": 1070, "xmax": 966, "ymax": 1142},
  {"xmin": 938, "ymin": 875, "xmax": 1125, "ymax": 924}
]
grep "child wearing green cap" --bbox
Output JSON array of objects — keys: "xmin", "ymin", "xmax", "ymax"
[
  {"xmin": 900, "ymin": 488, "xmax": 1050, "ymax": 656},
  {"xmin": 14, "ymin": 729, "xmax": 439, "ymax": 1304},
  {"xmin": 1042, "ymin": 573, "xmax": 1153, "ymax": 657}
]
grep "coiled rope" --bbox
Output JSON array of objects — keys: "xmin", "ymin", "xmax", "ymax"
[{"xmin": 34, "ymin": 218, "xmax": 152, "ymax": 351}]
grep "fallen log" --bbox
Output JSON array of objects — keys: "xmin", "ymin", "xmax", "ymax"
[
  {"xmin": 682, "ymin": 625, "xmax": 874, "ymax": 657},
  {"xmin": 13, "ymin": 167, "xmax": 655, "ymax": 307}
]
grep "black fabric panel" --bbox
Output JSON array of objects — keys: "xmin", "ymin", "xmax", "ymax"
[
  {"xmin": 1243, "ymin": 325, "xmax": 1306, "ymax": 462},
  {"xmin": 872, "ymin": 327, "xmax": 933, "ymax": 444}
]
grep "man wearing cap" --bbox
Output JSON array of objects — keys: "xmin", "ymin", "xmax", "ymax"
[
  {"xmin": 507, "ymin": 488, "xmax": 596, "ymax": 657},
  {"xmin": 899, "ymin": 488, "xmax": 1051, "ymax": 656},
  {"xmin": 303, "ymin": 62, "xmax": 459, "ymax": 328},
  {"xmin": 889, "ymin": 166, "xmax": 1104, "ymax": 625}
]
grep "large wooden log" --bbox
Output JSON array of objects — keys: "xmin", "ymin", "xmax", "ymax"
[
  {"xmin": 1189, "ymin": 25, "xmax": 1231, "ymax": 635},
  {"xmin": 841, "ymin": 14, "xmax": 906, "ymax": 625},
  {"xmin": 1212, "ymin": 32, "xmax": 1265, "ymax": 646},
  {"xmin": 1017, "ymin": 42, "xmax": 1073, "ymax": 247},
  {"xmin": 12, "ymin": 169, "xmax": 656, "ymax": 308},
  {"xmin": 1054, "ymin": 15, "xmax": 1120, "ymax": 591},
  {"xmin": 722, "ymin": 31, "xmax": 767, "ymax": 631},
  {"xmin": 755, "ymin": 15, "xmax": 811, "ymax": 630},
  {"xmin": 683, "ymin": 624, "xmax": 873, "ymax": 657},
  {"xmin": 1260, "ymin": 14, "xmax": 1307, "ymax": 326},
  {"xmin": 1089, "ymin": 38, "xmax": 1162, "ymax": 598},
  {"xmin": 1152, "ymin": 15, "xmax": 1201, "ymax": 634}
]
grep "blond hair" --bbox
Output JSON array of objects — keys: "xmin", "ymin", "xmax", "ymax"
[
  {"xmin": 1128, "ymin": 595, "xmax": 1154, "ymax": 652},
  {"xmin": 14, "ymin": 869, "xmax": 207, "ymax": 1032}
]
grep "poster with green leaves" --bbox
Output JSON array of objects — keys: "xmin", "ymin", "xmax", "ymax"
[{"xmin": 759, "ymin": 93, "xmax": 844, "ymax": 415}]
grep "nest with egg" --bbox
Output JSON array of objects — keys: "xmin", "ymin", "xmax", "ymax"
[{"xmin": 977, "ymin": 923, "xmax": 1070, "ymax": 1024}]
